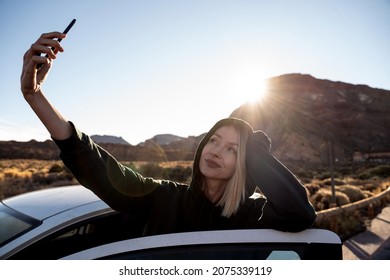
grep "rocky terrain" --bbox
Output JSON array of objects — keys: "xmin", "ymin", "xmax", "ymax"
[{"xmin": 231, "ymin": 74, "xmax": 390, "ymax": 164}]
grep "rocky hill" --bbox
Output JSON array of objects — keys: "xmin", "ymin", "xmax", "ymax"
[
  {"xmin": 0, "ymin": 140, "xmax": 59, "ymax": 160},
  {"xmin": 91, "ymin": 135, "xmax": 130, "ymax": 145},
  {"xmin": 1, "ymin": 73, "xmax": 389, "ymax": 165},
  {"xmin": 230, "ymin": 73, "xmax": 390, "ymax": 164},
  {"xmin": 139, "ymin": 134, "xmax": 185, "ymax": 146}
]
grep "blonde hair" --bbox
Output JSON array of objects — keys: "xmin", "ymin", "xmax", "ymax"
[{"xmin": 217, "ymin": 125, "xmax": 250, "ymax": 217}]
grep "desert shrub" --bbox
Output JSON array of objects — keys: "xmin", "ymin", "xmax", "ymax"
[
  {"xmin": 360, "ymin": 178, "xmax": 389, "ymax": 194},
  {"xmin": 337, "ymin": 165, "xmax": 354, "ymax": 176},
  {"xmin": 32, "ymin": 173, "xmax": 55, "ymax": 185},
  {"xmin": 321, "ymin": 178, "xmax": 345, "ymax": 186},
  {"xmin": 315, "ymin": 210, "xmax": 366, "ymax": 240},
  {"xmin": 380, "ymin": 180, "xmax": 390, "ymax": 191},
  {"xmin": 304, "ymin": 184, "xmax": 320, "ymax": 196},
  {"xmin": 138, "ymin": 162, "xmax": 164, "ymax": 178},
  {"xmin": 124, "ymin": 162, "xmax": 137, "ymax": 171},
  {"xmin": 361, "ymin": 180, "xmax": 380, "ymax": 192},
  {"xmin": 125, "ymin": 162, "xmax": 192, "ymax": 183},
  {"xmin": 49, "ymin": 163, "xmax": 63, "ymax": 173},
  {"xmin": 336, "ymin": 185, "xmax": 367, "ymax": 202},
  {"xmin": 344, "ymin": 177, "xmax": 363, "ymax": 186},
  {"xmin": 362, "ymin": 190, "xmax": 374, "ymax": 198},
  {"xmin": 315, "ymin": 171, "xmax": 331, "ymax": 180},
  {"xmin": 299, "ymin": 177, "xmax": 313, "ymax": 184},
  {"xmin": 311, "ymin": 188, "xmax": 350, "ymax": 211},
  {"xmin": 315, "ymin": 170, "xmax": 342, "ymax": 180},
  {"xmin": 163, "ymin": 166, "xmax": 192, "ymax": 183},
  {"xmin": 358, "ymin": 165, "xmax": 390, "ymax": 179}
]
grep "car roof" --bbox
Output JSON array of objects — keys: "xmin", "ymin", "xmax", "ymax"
[{"xmin": 2, "ymin": 185, "xmax": 101, "ymax": 220}]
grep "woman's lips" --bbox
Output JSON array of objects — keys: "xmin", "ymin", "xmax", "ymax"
[{"xmin": 205, "ymin": 158, "xmax": 221, "ymax": 168}]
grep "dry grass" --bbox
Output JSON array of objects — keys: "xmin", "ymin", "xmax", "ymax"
[
  {"xmin": 0, "ymin": 160, "xmax": 193, "ymax": 199},
  {"xmin": 0, "ymin": 159, "xmax": 77, "ymax": 199},
  {"xmin": 123, "ymin": 160, "xmax": 193, "ymax": 169}
]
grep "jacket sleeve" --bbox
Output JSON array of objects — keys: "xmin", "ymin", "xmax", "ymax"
[
  {"xmin": 52, "ymin": 122, "xmax": 162, "ymax": 217},
  {"xmin": 245, "ymin": 131, "xmax": 317, "ymax": 232}
]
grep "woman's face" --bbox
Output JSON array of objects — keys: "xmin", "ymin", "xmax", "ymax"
[{"xmin": 199, "ymin": 125, "xmax": 239, "ymax": 183}]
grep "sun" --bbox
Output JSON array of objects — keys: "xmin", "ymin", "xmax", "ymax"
[
  {"xmin": 233, "ymin": 70, "xmax": 269, "ymax": 104},
  {"xmin": 250, "ymin": 77, "xmax": 269, "ymax": 103}
]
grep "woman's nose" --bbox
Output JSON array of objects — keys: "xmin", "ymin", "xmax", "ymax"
[{"xmin": 210, "ymin": 148, "xmax": 221, "ymax": 158}]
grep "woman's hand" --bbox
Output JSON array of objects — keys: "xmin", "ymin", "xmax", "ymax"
[
  {"xmin": 20, "ymin": 31, "xmax": 73, "ymax": 140},
  {"xmin": 21, "ymin": 32, "xmax": 66, "ymax": 100}
]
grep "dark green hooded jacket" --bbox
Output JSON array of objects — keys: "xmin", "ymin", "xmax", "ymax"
[{"xmin": 53, "ymin": 118, "xmax": 316, "ymax": 235}]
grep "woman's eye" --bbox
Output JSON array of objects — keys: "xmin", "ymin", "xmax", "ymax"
[{"xmin": 227, "ymin": 147, "xmax": 237, "ymax": 154}]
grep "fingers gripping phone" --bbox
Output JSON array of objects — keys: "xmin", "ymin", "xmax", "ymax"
[{"xmin": 36, "ymin": 19, "xmax": 76, "ymax": 69}]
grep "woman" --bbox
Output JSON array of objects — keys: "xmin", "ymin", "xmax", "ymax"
[{"xmin": 21, "ymin": 31, "xmax": 316, "ymax": 235}]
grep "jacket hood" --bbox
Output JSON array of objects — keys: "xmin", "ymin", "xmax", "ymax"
[{"xmin": 189, "ymin": 117, "xmax": 271, "ymax": 195}]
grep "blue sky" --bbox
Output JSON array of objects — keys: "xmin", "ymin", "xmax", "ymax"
[{"xmin": 1, "ymin": 0, "xmax": 389, "ymax": 144}]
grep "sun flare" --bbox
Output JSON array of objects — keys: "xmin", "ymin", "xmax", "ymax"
[{"xmin": 233, "ymin": 70, "xmax": 269, "ymax": 104}]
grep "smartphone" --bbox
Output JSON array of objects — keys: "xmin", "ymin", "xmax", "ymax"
[
  {"xmin": 37, "ymin": 19, "xmax": 76, "ymax": 69},
  {"xmin": 56, "ymin": 18, "xmax": 76, "ymax": 44}
]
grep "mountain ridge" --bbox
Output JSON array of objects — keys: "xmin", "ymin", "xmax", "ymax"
[
  {"xmin": 2, "ymin": 73, "xmax": 389, "ymax": 165},
  {"xmin": 91, "ymin": 135, "xmax": 131, "ymax": 145}
]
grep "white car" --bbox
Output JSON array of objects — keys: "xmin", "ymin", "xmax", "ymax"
[{"xmin": 0, "ymin": 185, "xmax": 342, "ymax": 260}]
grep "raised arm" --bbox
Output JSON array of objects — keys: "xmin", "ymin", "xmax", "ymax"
[
  {"xmin": 20, "ymin": 32, "xmax": 72, "ymax": 140},
  {"xmin": 246, "ymin": 131, "xmax": 317, "ymax": 231}
]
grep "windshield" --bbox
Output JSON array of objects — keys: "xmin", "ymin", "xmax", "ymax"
[{"xmin": 0, "ymin": 202, "xmax": 41, "ymax": 246}]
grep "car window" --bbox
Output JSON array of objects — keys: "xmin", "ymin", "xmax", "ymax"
[
  {"xmin": 0, "ymin": 203, "xmax": 41, "ymax": 247},
  {"xmin": 96, "ymin": 243, "xmax": 306, "ymax": 260},
  {"xmin": 96, "ymin": 243, "xmax": 338, "ymax": 260},
  {"xmin": 9, "ymin": 212, "xmax": 144, "ymax": 259},
  {"xmin": 61, "ymin": 229, "xmax": 342, "ymax": 260}
]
